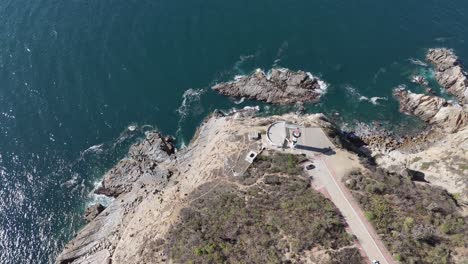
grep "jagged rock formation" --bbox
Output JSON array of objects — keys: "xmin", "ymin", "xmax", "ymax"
[
  {"xmin": 57, "ymin": 131, "xmax": 175, "ymax": 264},
  {"xmin": 427, "ymin": 48, "xmax": 468, "ymax": 104},
  {"xmin": 212, "ymin": 68, "xmax": 326, "ymax": 105},
  {"xmin": 375, "ymin": 48, "xmax": 468, "ymax": 205},
  {"xmin": 95, "ymin": 131, "xmax": 174, "ymax": 197},
  {"xmin": 393, "ymin": 88, "xmax": 468, "ymax": 133}
]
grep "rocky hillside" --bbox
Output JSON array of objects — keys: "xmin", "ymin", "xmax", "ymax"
[{"xmin": 56, "ymin": 111, "xmax": 364, "ymax": 264}]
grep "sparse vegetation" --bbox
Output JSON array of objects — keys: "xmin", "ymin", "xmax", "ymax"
[
  {"xmin": 420, "ymin": 161, "xmax": 434, "ymax": 170},
  {"xmin": 344, "ymin": 167, "xmax": 468, "ymax": 263},
  {"xmin": 166, "ymin": 152, "xmax": 363, "ymax": 263}
]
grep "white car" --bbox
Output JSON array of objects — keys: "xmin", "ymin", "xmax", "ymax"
[{"xmin": 372, "ymin": 260, "xmax": 380, "ymax": 264}]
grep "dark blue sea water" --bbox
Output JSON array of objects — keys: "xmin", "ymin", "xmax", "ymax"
[{"xmin": 1, "ymin": 0, "xmax": 468, "ymax": 262}]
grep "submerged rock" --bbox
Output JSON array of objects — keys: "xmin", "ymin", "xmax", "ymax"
[
  {"xmin": 212, "ymin": 68, "xmax": 326, "ymax": 105},
  {"xmin": 427, "ymin": 48, "xmax": 468, "ymax": 103}
]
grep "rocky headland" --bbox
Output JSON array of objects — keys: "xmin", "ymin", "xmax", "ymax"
[
  {"xmin": 369, "ymin": 48, "xmax": 468, "ymax": 206},
  {"xmin": 212, "ymin": 68, "xmax": 327, "ymax": 105},
  {"xmin": 57, "ymin": 110, "xmax": 367, "ymax": 264},
  {"xmin": 57, "ymin": 48, "xmax": 468, "ymax": 264}
]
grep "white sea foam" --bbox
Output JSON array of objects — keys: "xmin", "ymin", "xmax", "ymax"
[
  {"xmin": 0, "ymin": 111, "xmax": 15, "ymax": 119},
  {"xmin": 408, "ymin": 58, "xmax": 428, "ymax": 67},
  {"xmin": 234, "ymin": 75, "xmax": 245, "ymax": 81},
  {"xmin": 176, "ymin": 88, "xmax": 205, "ymax": 119},
  {"xmin": 233, "ymin": 54, "xmax": 255, "ymax": 75},
  {"xmin": 273, "ymin": 41, "xmax": 289, "ymax": 67},
  {"xmin": 87, "ymin": 181, "xmax": 113, "ymax": 207},
  {"xmin": 372, "ymin": 67, "xmax": 387, "ymax": 83},
  {"xmin": 307, "ymin": 72, "xmax": 328, "ymax": 94},
  {"xmin": 345, "ymin": 85, "xmax": 386, "ymax": 105},
  {"xmin": 175, "ymin": 88, "xmax": 205, "ymax": 147},
  {"xmin": 82, "ymin": 143, "xmax": 104, "ymax": 155},
  {"xmin": 234, "ymin": 97, "xmax": 245, "ymax": 104},
  {"xmin": 127, "ymin": 125, "xmax": 137, "ymax": 132}
]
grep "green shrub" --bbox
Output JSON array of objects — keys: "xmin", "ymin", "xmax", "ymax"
[
  {"xmin": 403, "ymin": 217, "xmax": 415, "ymax": 232},
  {"xmin": 364, "ymin": 211, "xmax": 375, "ymax": 221},
  {"xmin": 343, "ymin": 168, "xmax": 467, "ymax": 264},
  {"xmin": 166, "ymin": 156, "xmax": 359, "ymax": 263}
]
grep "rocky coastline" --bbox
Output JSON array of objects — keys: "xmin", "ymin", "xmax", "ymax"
[
  {"xmin": 368, "ymin": 48, "xmax": 468, "ymax": 205},
  {"xmin": 212, "ymin": 68, "xmax": 327, "ymax": 105},
  {"xmin": 57, "ymin": 48, "xmax": 467, "ymax": 263},
  {"xmin": 427, "ymin": 48, "xmax": 468, "ymax": 104}
]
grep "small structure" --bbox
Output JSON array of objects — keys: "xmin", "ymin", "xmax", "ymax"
[
  {"xmin": 266, "ymin": 121, "xmax": 302, "ymax": 149},
  {"xmin": 248, "ymin": 131, "xmax": 261, "ymax": 141},
  {"xmin": 245, "ymin": 150, "xmax": 258, "ymax": 163}
]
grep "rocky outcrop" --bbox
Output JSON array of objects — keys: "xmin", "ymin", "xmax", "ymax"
[
  {"xmin": 371, "ymin": 48, "xmax": 468, "ymax": 205},
  {"xmin": 57, "ymin": 131, "xmax": 175, "ymax": 264},
  {"xmin": 95, "ymin": 131, "xmax": 174, "ymax": 197},
  {"xmin": 212, "ymin": 68, "xmax": 327, "ymax": 105},
  {"xmin": 84, "ymin": 204, "xmax": 105, "ymax": 223},
  {"xmin": 393, "ymin": 88, "xmax": 468, "ymax": 133},
  {"xmin": 427, "ymin": 48, "xmax": 468, "ymax": 103}
]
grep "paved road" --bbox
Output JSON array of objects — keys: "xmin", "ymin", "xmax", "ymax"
[{"xmin": 292, "ymin": 127, "xmax": 394, "ymax": 264}]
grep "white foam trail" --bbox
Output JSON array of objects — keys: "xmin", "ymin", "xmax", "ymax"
[
  {"xmin": 234, "ymin": 75, "xmax": 245, "ymax": 81},
  {"xmin": 82, "ymin": 143, "xmax": 104, "ymax": 155},
  {"xmin": 176, "ymin": 88, "xmax": 205, "ymax": 119},
  {"xmin": 234, "ymin": 97, "xmax": 245, "ymax": 104},
  {"xmin": 369, "ymin": 97, "xmax": 387, "ymax": 105},
  {"xmin": 233, "ymin": 54, "xmax": 255, "ymax": 75},
  {"xmin": 346, "ymin": 85, "xmax": 386, "ymax": 105},
  {"xmin": 226, "ymin": 105, "xmax": 260, "ymax": 115},
  {"xmin": 408, "ymin": 58, "xmax": 428, "ymax": 67},
  {"xmin": 175, "ymin": 88, "xmax": 205, "ymax": 146},
  {"xmin": 372, "ymin": 67, "xmax": 387, "ymax": 83}
]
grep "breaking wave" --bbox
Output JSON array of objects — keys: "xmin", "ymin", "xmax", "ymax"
[
  {"xmin": 175, "ymin": 88, "xmax": 206, "ymax": 148},
  {"xmin": 408, "ymin": 58, "xmax": 428, "ymax": 67},
  {"xmin": 233, "ymin": 97, "xmax": 245, "ymax": 104},
  {"xmin": 344, "ymin": 85, "xmax": 387, "ymax": 105},
  {"xmin": 176, "ymin": 88, "xmax": 205, "ymax": 120},
  {"xmin": 306, "ymin": 72, "xmax": 329, "ymax": 94}
]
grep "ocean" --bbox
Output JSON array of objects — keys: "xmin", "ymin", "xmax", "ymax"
[{"xmin": 1, "ymin": 0, "xmax": 468, "ymax": 263}]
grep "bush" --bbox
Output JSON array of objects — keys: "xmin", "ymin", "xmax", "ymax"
[
  {"xmin": 364, "ymin": 211, "xmax": 375, "ymax": 221},
  {"xmin": 343, "ymin": 168, "xmax": 468, "ymax": 263},
  {"xmin": 165, "ymin": 155, "xmax": 359, "ymax": 263}
]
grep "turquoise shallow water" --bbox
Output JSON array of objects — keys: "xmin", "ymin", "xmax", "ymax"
[{"xmin": 1, "ymin": 0, "xmax": 468, "ymax": 263}]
